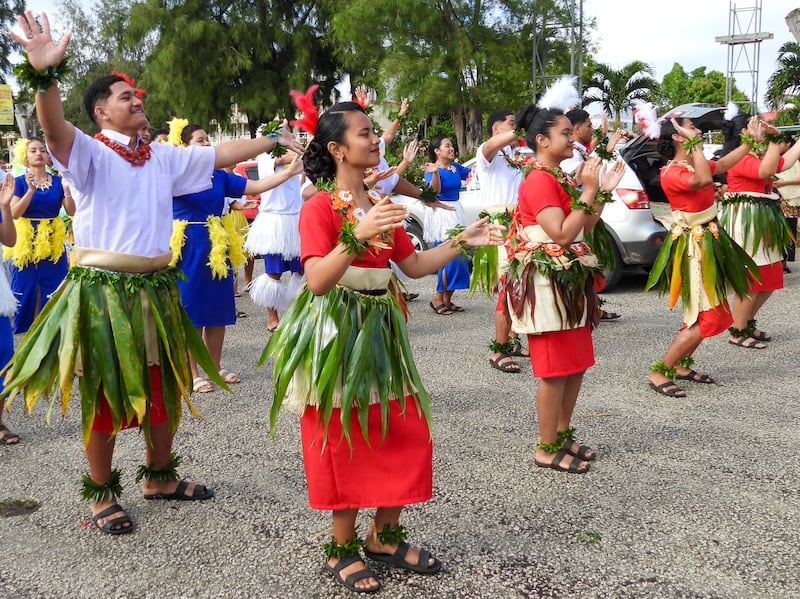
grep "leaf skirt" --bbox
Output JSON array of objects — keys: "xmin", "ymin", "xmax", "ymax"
[
  {"xmin": 259, "ymin": 284, "xmax": 431, "ymax": 449},
  {"xmin": 0, "ymin": 266, "xmax": 224, "ymax": 447}
]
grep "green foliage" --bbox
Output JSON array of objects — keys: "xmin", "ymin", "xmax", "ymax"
[
  {"xmin": 0, "ymin": 0, "xmax": 26, "ymax": 79},
  {"xmin": 583, "ymin": 60, "xmax": 658, "ymax": 126},
  {"xmin": 659, "ymin": 64, "xmax": 748, "ymax": 112},
  {"xmin": 767, "ymin": 42, "xmax": 800, "ymax": 110}
]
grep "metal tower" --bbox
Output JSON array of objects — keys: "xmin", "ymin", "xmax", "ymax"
[
  {"xmin": 531, "ymin": 0, "xmax": 584, "ymax": 102},
  {"xmin": 715, "ymin": 1, "xmax": 773, "ymax": 113}
]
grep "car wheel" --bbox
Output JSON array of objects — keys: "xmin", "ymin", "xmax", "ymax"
[
  {"xmin": 597, "ymin": 242, "xmax": 624, "ymax": 292},
  {"xmin": 404, "ymin": 219, "xmax": 427, "ymax": 251}
]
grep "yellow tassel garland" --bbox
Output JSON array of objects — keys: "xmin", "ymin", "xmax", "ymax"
[
  {"xmin": 222, "ymin": 213, "xmax": 247, "ymax": 270},
  {"xmin": 169, "ymin": 220, "xmax": 189, "ymax": 266},
  {"xmin": 206, "ymin": 216, "xmax": 230, "ymax": 279},
  {"xmin": 2, "ymin": 217, "xmax": 66, "ymax": 268},
  {"xmin": 12, "ymin": 138, "xmax": 29, "ymax": 167}
]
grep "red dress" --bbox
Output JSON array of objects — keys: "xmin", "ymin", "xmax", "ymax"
[
  {"xmin": 296, "ymin": 191, "xmax": 432, "ymax": 510},
  {"xmin": 517, "ymin": 170, "xmax": 594, "ymax": 378},
  {"xmin": 660, "ymin": 160, "xmax": 732, "ymax": 337},
  {"xmin": 725, "ymin": 155, "xmax": 785, "ymax": 291}
]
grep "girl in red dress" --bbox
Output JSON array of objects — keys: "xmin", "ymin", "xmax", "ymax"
[
  {"xmin": 263, "ymin": 102, "xmax": 503, "ymax": 593},
  {"xmin": 646, "ymin": 117, "xmax": 760, "ymax": 397},
  {"xmin": 506, "ymin": 104, "xmax": 623, "ymax": 474}
]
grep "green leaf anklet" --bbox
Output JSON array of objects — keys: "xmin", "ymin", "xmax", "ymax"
[
  {"xmin": 676, "ymin": 356, "xmax": 694, "ymax": 369},
  {"xmin": 649, "ymin": 359, "xmax": 676, "ymax": 379},
  {"xmin": 322, "ymin": 535, "xmax": 365, "ymax": 559},
  {"xmin": 557, "ymin": 428, "xmax": 577, "ymax": 445},
  {"xmin": 488, "ymin": 339, "xmax": 514, "ymax": 354},
  {"xmin": 374, "ymin": 523, "xmax": 408, "ymax": 545},
  {"xmin": 728, "ymin": 324, "xmax": 754, "ymax": 338},
  {"xmin": 81, "ymin": 468, "xmax": 123, "ymax": 503},
  {"xmin": 135, "ymin": 452, "xmax": 181, "ymax": 483},
  {"xmin": 537, "ymin": 441, "xmax": 563, "ymax": 454}
]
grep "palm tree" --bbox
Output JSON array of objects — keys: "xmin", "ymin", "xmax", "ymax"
[
  {"xmin": 766, "ymin": 42, "xmax": 800, "ymax": 109},
  {"xmin": 583, "ymin": 61, "xmax": 658, "ymax": 126}
]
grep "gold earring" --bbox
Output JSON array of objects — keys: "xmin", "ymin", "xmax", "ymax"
[{"xmin": 338, "ymin": 156, "xmax": 344, "ymax": 164}]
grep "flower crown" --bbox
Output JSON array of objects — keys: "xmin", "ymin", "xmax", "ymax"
[{"xmin": 111, "ymin": 70, "xmax": 145, "ymax": 100}]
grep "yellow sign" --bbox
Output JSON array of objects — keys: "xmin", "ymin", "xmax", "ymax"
[{"xmin": 0, "ymin": 85, "xmax": 12, "ymax": 126}]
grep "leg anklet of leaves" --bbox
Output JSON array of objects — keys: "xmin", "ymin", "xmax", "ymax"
[
  {"xmin": 747, "ymin": 319, "xmax": 758, "ymax": 331},
  {"xmin": 676, "ymin": 356, "xmax": 694, "ymax": 369},
  {"xmin": 322, "ymin": 535, "xmax": 365, "ymax": 559},
  {"xmin": 728, "ymin": 324, "xmax": 754, "ymax": 338},
  {"xmin": 134, "ymin": 452, "xmax": 181, "ymax": 483},
  {"xmin": 373, "ymin": 522, "xmax": 408, "ymax": 545},
  {"xmin": 556, "ymin": 428, "xmax": 577, "ymax": 445},
  {"xmin": 650, "ymin": 359, "xmax": 676, "ymax": 379},
  {"xmin": 488, "ymin": 339, "xmax": 514, "ymax": 354},
  {"xmin": 537, "ymin": 441, "xmax": 563, "ymax": 454},
  {"xmin": 81, "ymin": 468, "xmax": 123, "ymax": 503}
]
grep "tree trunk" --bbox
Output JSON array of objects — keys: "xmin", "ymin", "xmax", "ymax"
[{"xmin": 452, "ymin": 106, "xmax": 483, "ymax": 157}]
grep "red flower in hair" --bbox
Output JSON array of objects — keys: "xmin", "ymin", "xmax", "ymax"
[
  {"xmin": 111, "ymin": 70, "xmax": 145, "ymax": 100},
  {"xmin": 289, "ymin": 84, "xmax": 320, "ymax": 136}
]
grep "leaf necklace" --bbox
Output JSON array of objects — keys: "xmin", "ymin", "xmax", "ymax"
[{"xmin": 94, "ymin": 133, "xmax": 152, "ymax": 166}]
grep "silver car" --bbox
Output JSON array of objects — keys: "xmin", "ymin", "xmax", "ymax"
[{"xmin": 393, "ymin": 147, "xmax": 666, "ymax": 291}]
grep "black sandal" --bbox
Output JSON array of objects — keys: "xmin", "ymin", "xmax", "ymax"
[
  {"xmin": 489, "ymin": 353, "xmax": 520, "ymax": 373},
  {"xmin": 90, "ymin": 503, "xmax": 133, "ymax": 535},
  {"xmin": 143, "ymin": 479, "xmax": 214, "ymax": 501},
  {"xmin": 728, "ymin": 336, "xmax": 766, "ymax": 349},
  {"xmin": 429, "ymin": 302, "xmax": 452, "ymax": 315},
  {"xmin": 508, "ymin": 337, "xmax": 529, "ymax": 357},
  {"xmin": 534, "ymin": 448, "xmax": 590, "ymax": 474},
  {"xmin": 324, "ymin": 553, "xmax": 381, "ymax": 593},
  {"xmin": 562, "ymin": 438, "xmax": 596, "ymax": 461},
  {"xmin": 0, "ymin": 424, "xmax": 19, "ymax": 445},
  {"xmin": 447, "ymin": 302, "xmax": 465, "ymax": 312},
  {"xmin": 649, "ymin": 380, "xmax": 686, "ymax": 398},
  {"xmin": 364, "ymin": 541, "xmax": 442, "ymax": 575},
  {"xmin": 675, "ymin": 369, "xmax": 715, "ymax": 384}
]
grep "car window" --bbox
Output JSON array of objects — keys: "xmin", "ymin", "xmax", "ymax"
[{"xmin": 245, "ymin": 166, "xmax": 258, "ymax": 180}]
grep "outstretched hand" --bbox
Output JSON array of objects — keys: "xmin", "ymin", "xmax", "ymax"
[
  {"xmin": 276, "ymin": 119, "xmax": 305, "ymax": 156},
  {"xmin": 9, "ymin": 11, "xmax": 70, "ymax": 71},
  {"xmin": 600, "ymin": 159, "xmax": 625, "ymax": 193},
  {"xmin": 364, "ymin": 166, "xmax": 397, "ymax": 189},
  {"xmin": 353, "ymin": 197, "xmax": 408, "ymax": 242},
  {"xmin": 0, "ymin": 172, "xmax": 13, "ymax": 207},
  {"xmin": 460, "ymin": 216, "xmax": 506, "ymax": 248}
]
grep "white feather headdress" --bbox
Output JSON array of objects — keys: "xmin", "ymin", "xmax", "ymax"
[
  {"xmin": 537, "ymin": 75, "xmax": 581, "ymax": 111},
  {"xmin": 632, "ymin": 100, "xmax": 662, "ymax": 139},
  {"xmin": 724, "ymin": 102, "xmax": 740, "ymax": 121}
]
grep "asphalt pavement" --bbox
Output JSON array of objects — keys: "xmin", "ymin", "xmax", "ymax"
[{"xmin": 1, "ymin": 264, "xmax": 799, "ymax": 598}]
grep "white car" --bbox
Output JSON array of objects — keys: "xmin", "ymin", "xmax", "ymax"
[{"xmin": 393, "ymin": 146, "xmax": 666, "ymax": 291}]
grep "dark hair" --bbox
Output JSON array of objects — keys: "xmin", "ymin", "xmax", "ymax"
[
  {"xmin": 83, "ymin": 75, "xmax": 125, "ymax": 127},
  {"xmin": 565, "ymin": 108, "xmax": 590, "ymax": 127},
  {"xmin": 181, "ymin": 124, "xmax": 205, "ymax": 146},
  {"xmin": 780, "ymin": 132, "xmax": 796, "ymax": 145},
  {"xmin": 427, "ymin": 135, "xmax": 450, "ymax": 161},
  {"xmin": 515, "ymin": 103, "xmax": 564, "ymax": 151},
  {"xmin": 655, "ymin": 118, "xmax": 688, "ymax": 161},
  {"xmin": 152, "ymin": 128, "xmax": 168, "ymax": 138},
  {"xmin": 719, "ymin": 112, "xmax": 751, "ymax": 157},
  {"xmin": 486, "ymin": 109, "xmax": 513, "ymax": 134},
  {"xmin": 302, "ymin": 102, "xmax": 366, "ymax": 182}
]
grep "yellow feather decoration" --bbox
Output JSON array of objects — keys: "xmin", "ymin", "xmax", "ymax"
[
  {"xmin": 48, "ymin": 217, "xmax": 67, "ymax": 262},
  {"xmin": 32, "ymin": 218, "xmax": 53, "ymax": 263},
  {"xmin": 3, "ymin": 218, "xmax": 35, "ymax": 268},
  {"xmin": 167, "ymin": 117, "xmax": 188, "ymax": 147},
  {"xmin": 12, "ymin": 138, "xmax": 29, "ymax": 167},
  {"xmin": 222, "ymin": 213, "xmax": 247, "ymax": 270},
  {"xmin": 169, "ymin": 220, "xmax": 189, "ymax": 266},
  {"xmin": 206, "ymin": 216, "xmax": 230, "ymax": 279}
]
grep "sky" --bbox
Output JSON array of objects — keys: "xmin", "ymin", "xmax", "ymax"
[{"xmin": 587, "ymin": 0, "xmax": 800, "ymax": 110}]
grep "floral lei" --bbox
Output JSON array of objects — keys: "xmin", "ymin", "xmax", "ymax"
[
  {"xmin": 330, "ymin": 187, "xmax": 392, "ymax": 257},
  {"xmin": 94, "ymin": 133, "xmax": 152, "ymax": 166},
  {"xmin": 501, "ymin": 150, "xmax": 535, "ymax": 177}
]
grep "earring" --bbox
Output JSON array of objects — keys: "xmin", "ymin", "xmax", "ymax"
[{"xmin": 338, "ymin": 156, "xmax": 344, "ymax": 164}]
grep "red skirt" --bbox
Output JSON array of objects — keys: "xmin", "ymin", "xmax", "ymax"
[
  {"xmin": 92, "ymin": 365, "xmax": 168, "ymax": 433},
  {"xmin": 749, "ymin": 261, "xmax": 783, "ymax": 292},
  {"xmin": 527, "ymin": 325, "xmax": 594, "ymax": 378},
  {"xmin": 680, "ymin": 301, "xmax": 733, "ymax": 338},
  {"xmin": 300, "ymin": 397, "xmax": 433, "ymax": 510}
]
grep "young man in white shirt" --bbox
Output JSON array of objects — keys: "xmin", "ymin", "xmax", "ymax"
[
  {"xmin": 476, "ymin": 109, "xmax": 529, "ymax": 373},
  {"xmin": 5, "ymin": 11, "xmax": 304, "ymax": 535}
]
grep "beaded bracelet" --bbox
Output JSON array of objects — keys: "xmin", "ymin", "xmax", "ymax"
[
  {"xmin": 682, "ymin": 136, "xmax": 704, "ymax": 154},
  {"xmin": 13, "ymin": 53, "xmax": 70, "ymax": 93}
]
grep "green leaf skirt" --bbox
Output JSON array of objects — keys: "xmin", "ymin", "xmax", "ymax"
[
  {"xmin": 0, "ymin": 266, "xmax": 225, "ymax": 447},
  {"xmin": 719, "ymin": 194, "xmax": 794, "ymax": 256},
  {"xmin": 259, "ymin": 283, "xmax": 431, "ymax": 449}
]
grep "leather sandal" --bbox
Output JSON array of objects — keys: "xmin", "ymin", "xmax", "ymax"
[
  {"xmin": 324, "ymin": 553, "xmax": 381, "ymax": 593},
  {"xmin": 91, "ymin": 503, "xmax": 133, "ymax": 535},
  {"xmin": 364, "ymin": 541, "xmax": 442, "ymax": 575}
]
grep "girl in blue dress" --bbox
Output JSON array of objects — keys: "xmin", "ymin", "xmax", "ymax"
[
  {"xmin": 422, "ymin": 136, "xmax": 472, "ymax": 314},
  {"xmin": 0, "ymin": 172, "xmax": 19, "ymax": 444},
  {"xmin": 7, "ymin": 138, "xmax": 74, "ymax": 334},
  {"xmin": 172, "ymin": 124, "xmax": 298, "ymax": 392}
]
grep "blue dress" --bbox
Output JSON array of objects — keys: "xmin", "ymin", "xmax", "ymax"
[
  {"xmin": 173, "ymin": 169, "xmax": 247, "ymax": 327},
  {"xmin": 10, "ymin": 175, "xmax": 68, "ymax": 334},
  {"xmin": 424, "ymin": 163, "xmax": 472, "ymax": 292}
]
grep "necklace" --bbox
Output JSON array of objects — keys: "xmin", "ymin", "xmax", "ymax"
[
  {"xmin": 94, "ymin": 133, "xmax": 152, "ymax": 166},
  {"xmin": 331, "ymin": 187, "xmax": 391, "ymax": 253},
  {"xmin": 30, "ymin": 174, "xmax": 52, "ymax": 191},
  {"xmin": 437, "ymin": 162, "xmax": 456, "ymax": 173},
  {"xmin": 665, "ymin": 159, "xmax": 695, "ymax": 174}
]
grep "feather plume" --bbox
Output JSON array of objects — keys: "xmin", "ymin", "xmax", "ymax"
[
  {"xmin": 334, "ymin": 74, "xmax": 352, "ymax": 102},
  {"xmin": 167, "ymin": 117, "xmax": 188, "ymax": 147},
  {"xmin": 537, "ymin": 75, "xmax": 580, "ymax": 111},
  {"xmin": 111, "ymin": 71, "xmax": 145, "ymax": 100},
  {"xmin": 632, "ymin": 100, "xmax": 662, "ymax": 139},
  {"xmin": 724, "ymin": 102, "xmax": 740, "ymax": 121},
  {"xmin": 289, "ymin": 85, "xmax": 320, "ymax": 136},
  {"xmin": 12, "ymin": 138, "xmax": 28, "ymax": 167}
]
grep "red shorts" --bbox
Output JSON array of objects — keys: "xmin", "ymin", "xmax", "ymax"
[
  {"xmin": 527, "ymin": 325, "xmax": 594, "ymax": 378},
  {"xmin": 680, "ymin": 302, "xmax": 733, "ymax": 338},
  {"xmin": 748, "ymin": 261, "xmax": 783, "ymax": 292},
  {"xmin": 92, "ymin": 365, "xmax": 168, "ymax": 433}
]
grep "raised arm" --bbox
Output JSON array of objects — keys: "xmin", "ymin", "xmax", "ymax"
[
  {"xmin": 213, "ymin": 126, "xmax": 304, "ymax": 170},
  {"xmin": 10, "ymin": 11, "xmax": 74, "ymax": 166}
]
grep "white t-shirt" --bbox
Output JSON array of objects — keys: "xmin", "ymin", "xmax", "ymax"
[
  {"xmin": 51, "ymin": 127, "xmax": 215, "ymax": 257},
  {"xmin": 257, "ymin": 153, "xmax": 303, "ymax": 214},
  {"xmin": 560, "ymin": 140, "xmax": 589, "ymax": 175},
  {"xmin": 374, "ymin": 138, "xmax": 400, "ymax": 195},
  {"xmin": 476, "ymin": 142, "xmax": 523, "ymax": 206}
]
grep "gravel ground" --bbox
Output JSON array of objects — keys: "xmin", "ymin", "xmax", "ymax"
[{"xmin": 1, "ymin": 263, "xmax": 799, "ymax": 598}]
